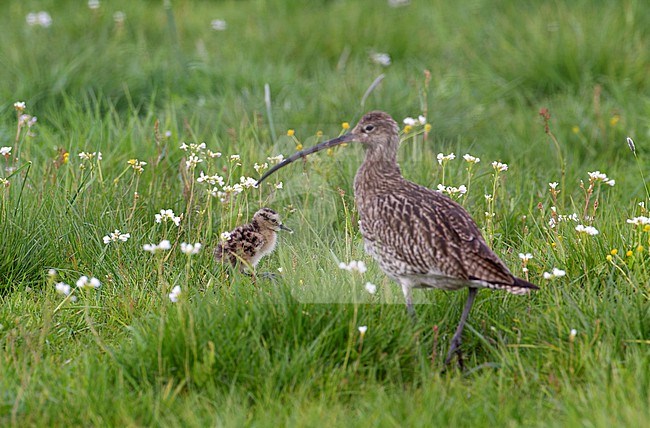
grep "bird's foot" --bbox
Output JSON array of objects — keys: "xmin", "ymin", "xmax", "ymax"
[
  {"xmin": 443, "ymin": 336, "xmax": 464, "ymax": 371},
  {"xmin": 257, "ymin": 271, "xmax": 278, "ymax": 282}
]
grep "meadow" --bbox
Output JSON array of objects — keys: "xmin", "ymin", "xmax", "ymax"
[{"xmin": 1, "ymin": 0, "xmax": 650, "ymax": 426}]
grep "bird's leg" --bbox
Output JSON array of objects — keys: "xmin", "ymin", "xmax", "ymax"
[
  {"xmin": 400, "ymin": 281, "xmax": 417, "ymax": 322},
  {"xmin": 444, "ymin": 287, "xmax": 478, "ymax": 369},
  {"xmin": 257, "ymin": 271, "xmax": 278, "ymax": 282}
]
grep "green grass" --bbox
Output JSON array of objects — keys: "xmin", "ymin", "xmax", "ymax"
[{"xmin": 2, "ymin": 0, "xmax": 650, "ymax": 426}]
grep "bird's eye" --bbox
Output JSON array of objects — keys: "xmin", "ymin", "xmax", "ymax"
[{"xmin": 364, "ymin": 125, "xmax": 375, "ymax": 132}]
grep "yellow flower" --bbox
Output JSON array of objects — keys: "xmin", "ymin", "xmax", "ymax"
[
  {"xmin": 644, "ymin": 224, "xmax": 650, "ymax": 233},
  {"xmin": 571, "ymin": 125, "xmax": 580, "ymax": 134},
  {"xmin": 287, "ymin": 129, "xmax": 295, "ymax": 137},
  {"xmin": 609, "ymin": 115, "xmax": 620, "ymax": 127},
  {"xmin": 403, "ymin": 125, "xmax": 412, "ymax": 133},
  {"xmin": 326, "ymin": 148, "xmax": 334, "ymax": 156},
  {"xmin": 610, "ymin": 249, "xmax": 618, "ymax": 256},
  {"xmin": 637, "ymin": 245, "xmax": 644, "ymax": 252},
  {"xmin": 63, "ymin": 152, "xmax": 70, "ymax": 164},
  {"xmin": 606, "ymin": 254, "xmax": 613, "ymax": 262},
  {"xmin": 296, "ymin": 143, "xmax": 303, "ymax": 151},
  {"xmin": 342, "ymin": 122, "xmax": 350, "ymax": 130},
  {"xmin": 424, "ymin": 124, "xmax": 432, "ymax": 133},
  {"xmin": 626, "ymin": 250, "xmax": 633, "ymax": 257},
  {"xmin": 316, "ymin": 131, "xmax": 323, "ymax": 137}
]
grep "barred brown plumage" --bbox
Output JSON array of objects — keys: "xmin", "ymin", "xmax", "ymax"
[
  {"xmin": 257, "ymin": 111, "xmax": 539, "ymax": 368},
  {"xmin": 215, "ymin": 208, "xmax": 292, "ymax": 272}
]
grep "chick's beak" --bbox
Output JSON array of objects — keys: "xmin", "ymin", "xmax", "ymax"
[{"xmin": 279, "ymin": 223, "xmax": 293, "ymax": 233}]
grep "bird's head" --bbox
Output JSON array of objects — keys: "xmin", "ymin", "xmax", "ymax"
[{"xmin": 253, "ymin": 208, "xmax": 292, "ymax": 233}]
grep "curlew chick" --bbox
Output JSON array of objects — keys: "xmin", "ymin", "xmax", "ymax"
[
  {"xmin": 215, "ymin": 208, "xmax": 292, "ymax": 274},
  {"xmin": 257, "ymin": 111, "xmax": 539, "ymax": 368}
]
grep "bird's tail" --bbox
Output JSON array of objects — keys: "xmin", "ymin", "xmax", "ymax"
[{"xmin": 510, "ymin": 277, "xmax": 540, "ymax": 294}]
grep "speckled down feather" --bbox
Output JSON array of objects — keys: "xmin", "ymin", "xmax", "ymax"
[{"xmin": 215, "ymin": 208, "xmax": 286, "ymax": 270}]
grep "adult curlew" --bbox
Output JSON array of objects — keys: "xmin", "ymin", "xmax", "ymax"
[
  {"xmin": 215, "ymin": 208, "xmax": 292, "ymax": 274},
  {"xmin": 257, "ymin": 111, "xmax": 538, "ymax": 367}
]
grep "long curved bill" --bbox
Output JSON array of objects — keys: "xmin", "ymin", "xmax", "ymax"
[{"xmin": 257, "ymin": 133, "xmax": 356, "ymax": 186}]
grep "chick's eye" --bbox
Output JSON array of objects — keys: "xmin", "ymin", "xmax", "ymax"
[{"xmin": 364, "ymin": 125, "xmax": 375, "ymax": 132}]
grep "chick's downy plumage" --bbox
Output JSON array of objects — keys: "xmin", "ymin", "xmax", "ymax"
[{"xmin": 215, "ymin": 208, "xmax": 291, "ymax": 271}]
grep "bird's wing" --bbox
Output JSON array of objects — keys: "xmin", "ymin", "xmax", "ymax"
[
  {"xmin": 217, "ymin": 225, "xmax": 265, "ymax": 262},
  {"xmin": 360, "ymin": 184, "xmax": 514, "ymax": 285}
]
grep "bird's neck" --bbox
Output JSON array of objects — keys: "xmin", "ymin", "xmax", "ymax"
[{"xmin": 354, "ymin": 144, "xmax": 402, "ymax": 203}]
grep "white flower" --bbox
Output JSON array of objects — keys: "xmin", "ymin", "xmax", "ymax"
[
  {"xmin": 38, "ymin": 11, "xmax": 52, "ymax": 27},
  {"xmin": 77, "ymin": 276, "xmax": 101, "ymax": 289},
  {"xmin": 254, "ymin": 162, "xmax": 269, "ymax": 174},
  {"xmin": 180, "ymin": 242, "xmax": 202, "ymax": 255},
  {"xmin": 197, "ymin": 171, "xmax": 225, "ymax": 187},
  {"xmin": 27, "ymin": 12, "xmax": 52, "ymax": 27},
  {"xmin": 587, "ymin": 171, "xmax": 607, "ymax": 181},
  {"xmin": 370, "ymin": 52, "xmax": 391, "ymax": 66},
  {"xmin": 207, "ymin": 150, "xmax": 222, "ymax": 158},
  {"xmin": 210, "ymin": 19, "xmax": 227, "ymax": 31},
  {"xmin": 220, "ymin": 231, "xmax": 232, "ymax": 241},
  {"xmin": 55, "ymin": 282, "xmax": 71, "ymax": 296},
  {"xmin": 267, "ymin": 154, "xmax": 285, "ymax": 164},
  {"xmin": 274, "ymin": 182, "xmax": 283, "ymax": 189},
  {"xmin": 113, "ymin": 11, "xmax": 126, "ymax": 24},
  {"xmin": 13, "ymin": 101, "xmax": 26, "ymax": 111},
  {"xmin": 179, "ymin": 142, "xmax": 189, "ymax": 151},
  {"xmin": 127, "ymin": 159, "xmax": 147, "ymax": 173},
  {"xmin": 575, "ymin": 225, "xmax": 599, "ymax": 236},
  {"xmin": 277, "ymin": 267, "xmax": 284, "ymax": 273},
  {"xmin": 569, "ymin": 328, "xmax": 577, "ymax": 340},
  {"xmin": 88, "ymin": 0, "xmax": 100, "ymax": 10},
  {"xmin": 229, "ymin": 154, "xmax": 241, "ymax": 162},
  {"xmin": 223, "ymin": 184, "xmax": 244, "ymax": 195},
  {"xmin": 1, "ymin": 147, "xmax": 11, "ymax": 156},
  {"xmin": 463, "ymin": 154, "xmax": 480, "ymax": 164},
  {"xmin": 627, "ymin": 216, "xmax": 650, "ymax": 226},
  {"xmin": 543, "ymin": 268, "xmax": 566, "ymax": 280},
  {"xmin": 155, "ymin": 209, "xmax": 182, "ymax": 226},
  {"xmin": 364, "ymin": 282, "xmax": 377, "ymax": 294},
  {"xmin": 549, "ymin": 182, "xmax": 559, "ymax": 190},
  {"xmin": 169, "ymin": 285, "xmax": 182, "ymax": 303},
  {"xmin": 78, "ymin": 151, "xmax": 102, "ymax": 161},
  {"xmin": 518, "ymin": 253, "xmax": 533, "ymax": 262},
  {"xmin": 492, "ymin": 161, "xmax": 508, "ymax": 172},
  {"xmin": 418, "ymin": 115, "xmax": 427, "ymax": 125},
  {"xmin": 436, "ymin": 152, "xmax": 456, "ymax": 165},
  {"xmin": 587, "ymin": 171, "xmax": 615, "ymax": 186},
  {"xmin": 388, "ymin": 0, "xmax": 410, "ymax": 7},
  {"xmin": 186, "ymin": 154, "xmax": 203, "ymax": 170},
  {"xmin": 358, "ymin": 325, "xmax": 368, "ymax": 335},
  {"xmin": 240, "ymin": 176, "xmax": 258, "ymax": 188},
  {"xmin": 436, "ymin": 184, "xmax": 467, "ymax": 198},
  {"xmin": 339, "ymin": 260, "xmax": 367, "ymax": 274},
  {"xmin": 143, "ymin": 239, "xmax": 172, "ymax": 253},
  {"xmin": 103, "ymin": 229, "xmax": 130, "ymax": 244},
  {"xmin": 403, "ymin": 117, "xmax": 417, "ymax": 126}
]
